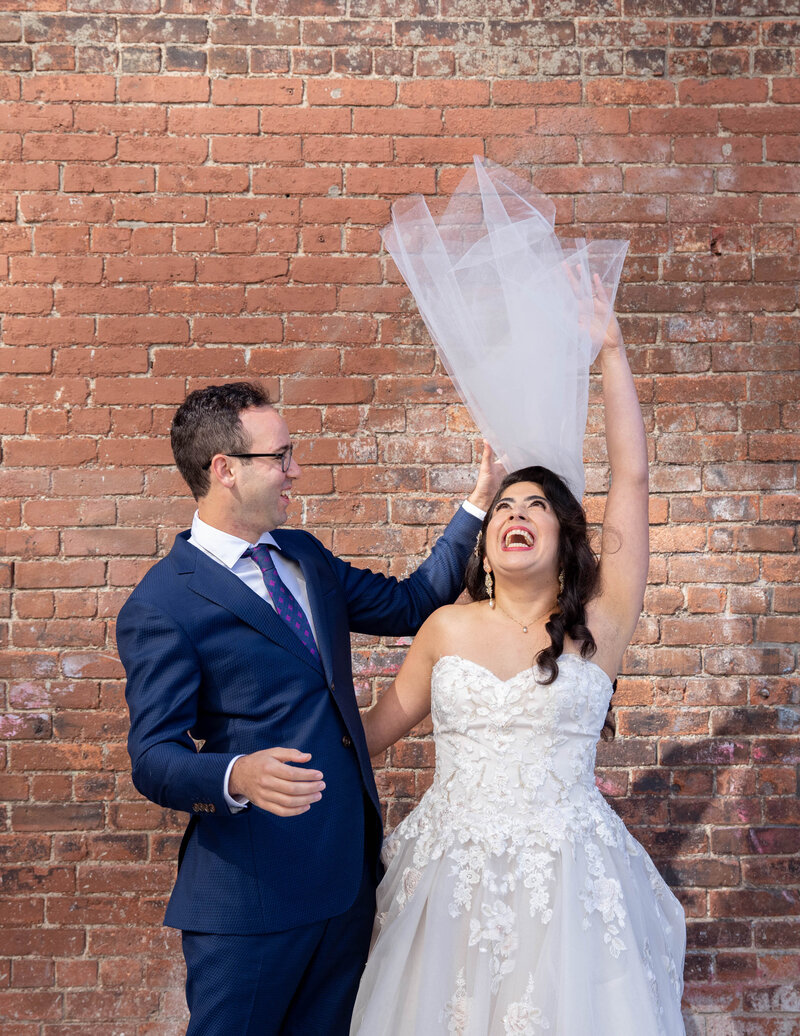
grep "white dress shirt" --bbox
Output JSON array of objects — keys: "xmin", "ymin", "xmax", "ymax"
[{"xmin": 188, "ymin": 501, "xmax": 487, "ymax": 812}]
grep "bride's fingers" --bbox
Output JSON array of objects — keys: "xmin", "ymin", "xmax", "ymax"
[{"xmin": 592, "ymin": 272, "xmax": 611, "ymax": 306}]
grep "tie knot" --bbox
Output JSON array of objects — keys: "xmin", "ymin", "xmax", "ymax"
[{"xmin": 244, "ymin": 543, "xmax": 275, "ymax": 570}]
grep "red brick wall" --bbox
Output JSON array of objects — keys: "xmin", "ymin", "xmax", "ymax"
[{"xmin": 1, "ymin": 3, "xmax": 799, "ymax": 1032}]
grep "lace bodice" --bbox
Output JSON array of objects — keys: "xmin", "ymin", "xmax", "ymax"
[
  {"xmin": 385, "ymin": 654, "xmax": 626, "ymax": 865},
  {"xmin": 435, "ymin": 653, "xmax": 611, "ymax": 805}
]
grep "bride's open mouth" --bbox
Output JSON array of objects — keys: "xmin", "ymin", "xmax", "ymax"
[{"xmin": 501, "ymin": 526, "xmax": 535, "ymax": 551}]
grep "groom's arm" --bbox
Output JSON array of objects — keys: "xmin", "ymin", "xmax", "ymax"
[
  {"xmin": 326, "ymin": 503, "xmax": 480, "ymax": 637},
  {"xmin": 327, "ymin": 442, "xmax": 501, "ymax": 636},
  {"xmin": 118, "ymin": 598, "xmax": 324, "ymax": 817},
  {"xmin": 117, "ymin": 596, "xmax": 233, "ymax": 815}
]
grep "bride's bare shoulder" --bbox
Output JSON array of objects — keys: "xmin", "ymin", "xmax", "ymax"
[{"xmin": 421, "ymin": 600, "xmax": 485, "ymax": 638}]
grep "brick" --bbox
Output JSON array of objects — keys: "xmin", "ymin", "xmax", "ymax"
[
  {"xmin": 282, "ymin": 377, "xmax": 374, "ymax": 406},
  {"xmin": 211, "ymin": 16, "xmax": 298, "ymax": 46},
  {"xmin": 0, "ymin": 348, "xmax": 52, "ymax": 374},
  {"xmin": 3, "ymin": 438, "xmax": 96, "ymax": 467},
  {"xmin": 62, "ymin": 528, "xmax": 156, "ymax": 556},
  {"xmin": 4, "ymin": 317, "xmax": 95, "ymax": 346},
  {"xmin": 189, "ymin": 316, "xmax": 283, "ymax": 344},
  {"xmin": 576, "ymin": 194, "xmax": 667, "ymax": 223},
  {"xmin": 157, "ymin": 164, "xmax": 249, "ymax": 194},
  {"xmin": 196, "ymin": 256, "xmax": 287, "ymax": 284},
  {"xmin": 10, "ymin": 256, "xmax": 102, "ymax": 284},
  {"xmin": 165, "ymin": 44, "xmax": 208, "ymax": 72},
  {"xmin": 3, "ymin": 925, "xmax": 85, "ymax": 958},
  {"xmin": 118, "ymin": 134, "xmax": 208, "ymax": 165},
  {"xmin": 22, "ymin": 73, "xmax": 115, "ymax": 102},
  {"xmin": 208, "ymin": 138, "xmax": 301, "ymax": 168},
  {"xmin": 91, "ymin": 377, "xmax": 185, "ymax": 406},
  {"xmin": 25, "ymin": 133, "xmax": 116, "ymax": 167},
  {"xmin": 678, "ymin": 78, "xmax": 768, "ymax": 105},
  {"xmin": 0, "ymin": 161, "xmax": 58, "ymax": 189},
  {"xmin": 55, "ymin": 286, "xmax": 149, "ymax": 315},
  {"xmin": 168, "ymin": 105, "xmax": 259, "ymax": 135},
  {"xmin": 0, "ymin": 990, "xmax": 62, "ymax": 1021},
  {"xmin": 14, "ymin": 560, "xmax": 106, "ymax": 589},
  {"xmin": 252, "ymin": 165, "xmax": 343, "ymax": 196},
  {"xmin": 306, "ymin": 78, "xmax": 395, "ymax": 107},
  {"xmin": 20, "ymin": 195, "xmax": 111, "ymax": 225},
  {"xmin": 104, "ymin": 256, "xmax": 194, "ymax": 283},
  {"xmin": 63, "ymin": 164, "xmax": 155, "ymax": 193},
  {"xmin": 34, "ymin": 225, "xmax": 90, "ymax": 254},
  {"xmin": 211, "ymin": 77, "xmax": 301, "ymax": 106},
  {"xmin": 291, "ymin": 256, "xmax": 381, "ymax": 285}
]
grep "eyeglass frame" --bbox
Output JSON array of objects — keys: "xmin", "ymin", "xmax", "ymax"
[{"xmin": 202, "ymin": 444, "xmax": 294, "ymax": 472}]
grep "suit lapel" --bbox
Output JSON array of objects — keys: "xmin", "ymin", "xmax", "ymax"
[{"xmin": 172, "ymin": 533, "xmax": 324, "ymax": 674}]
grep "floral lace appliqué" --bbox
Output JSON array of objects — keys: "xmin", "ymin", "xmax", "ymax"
[
  {"xmin": 440, "ymin": 968, "xmax": 472, "ymax": 1035},
  {"xmin": 503, "ymin": 974, "xmax": 551, "ymax": 1033}
]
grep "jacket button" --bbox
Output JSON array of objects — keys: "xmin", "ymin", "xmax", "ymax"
[{"xmin": 342, "ymin": 734, "xmax": 353, "ymax": 748}]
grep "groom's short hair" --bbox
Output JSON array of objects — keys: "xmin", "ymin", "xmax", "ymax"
[{"xmin": 171, "ymin": 381, "xmax": 271, "ymax": 499}]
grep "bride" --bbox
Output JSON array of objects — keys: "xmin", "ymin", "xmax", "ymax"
[{"xmin": 350, "ymin": 308, "xmax": 686, "ymax": 1034}]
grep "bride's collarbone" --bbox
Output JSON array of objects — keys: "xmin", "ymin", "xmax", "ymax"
[{"xmin": 443, "ymin": 629, "xmax": 552, "ymax": 683}]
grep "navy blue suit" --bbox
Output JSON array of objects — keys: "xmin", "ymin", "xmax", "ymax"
[{"xmin": 116, "ymin": 507, "xmax": 480, "ymax": 1031}]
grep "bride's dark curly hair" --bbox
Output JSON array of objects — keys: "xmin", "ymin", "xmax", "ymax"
[{"xmin": 465, "ymin": 465, "xmax": 599, "ymax": 685}]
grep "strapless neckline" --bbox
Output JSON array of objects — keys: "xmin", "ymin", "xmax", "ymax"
[{"xmin": 433, "ymin": 651, "xmax": 614, "ymax": 689}]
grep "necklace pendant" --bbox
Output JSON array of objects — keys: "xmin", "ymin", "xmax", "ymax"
[{"xmin": 522, "ymin": 625, "xmax": 528, "ymax": 633}]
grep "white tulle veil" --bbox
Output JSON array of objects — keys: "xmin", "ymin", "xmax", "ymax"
[{"xmin": 382, "ymin": 157, "xmax": 628, "ymax": 500}]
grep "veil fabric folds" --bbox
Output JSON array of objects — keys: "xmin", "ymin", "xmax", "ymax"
[{"xmin": 381, "ymin": 157, "xmax": 628, "ymax": 500}]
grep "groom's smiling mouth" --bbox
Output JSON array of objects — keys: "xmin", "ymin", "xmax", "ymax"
[{"xmin": 502, "ymin": 526, "xmax": 535, "ymax": 550}]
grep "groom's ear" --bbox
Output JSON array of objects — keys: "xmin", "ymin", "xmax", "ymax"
[{"xmin": 209, "ymin": 454, "xmax": 236, "ymax": 489}]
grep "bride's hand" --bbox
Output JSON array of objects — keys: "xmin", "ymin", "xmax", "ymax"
[
  {"xmin": 467, "ymin": 440, "xmax": 504, "ymax": 513},
  {"xmin": 564, "ymin": 263, "xmax": 624, "ymax": 356},
  {"xmin": 592, "ymin": 273, "xmax": 624, "ymax": 355}
]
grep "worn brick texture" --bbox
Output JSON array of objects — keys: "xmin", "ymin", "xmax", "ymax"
[{"xmin": 0, "ymin": 0, "xmax": 799, "ymax": 1032}]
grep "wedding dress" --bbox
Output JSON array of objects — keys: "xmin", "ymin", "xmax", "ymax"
[{"xmin": 350, "ymin": 654, "xmax": 686, "ymax": 1035}]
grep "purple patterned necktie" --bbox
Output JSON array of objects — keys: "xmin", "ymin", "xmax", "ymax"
[{"xmin": 244, "ymin": 544, "xmax": 319, "ymax": 659}]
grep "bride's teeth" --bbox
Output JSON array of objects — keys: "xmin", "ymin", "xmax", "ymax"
[{"xmin": 504, "ymin": 529, "xmax": 533, "ymax": 547}]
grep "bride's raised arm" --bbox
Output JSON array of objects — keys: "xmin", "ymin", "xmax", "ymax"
[
  {"xmin": 590, "ymin": 284, "xmax": 650, "ymax": 668},
  {"xmin": 361, "ymin": 610, "xmax": 445, "ymax": 759}
]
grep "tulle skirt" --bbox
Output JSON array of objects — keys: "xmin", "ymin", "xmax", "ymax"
[{"xmin": 351, "ymin": 826, "xmax": 686, "ymax": 1036}]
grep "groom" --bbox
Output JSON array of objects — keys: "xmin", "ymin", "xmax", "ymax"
[{"xmin": 117, "ymin": 381, "xmax": 495, "ymax": 1034}]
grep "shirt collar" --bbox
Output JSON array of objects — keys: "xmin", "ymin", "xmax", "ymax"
[{"xmin": 191, "ymin": 511, "xmax": 278, "ymax": 569}]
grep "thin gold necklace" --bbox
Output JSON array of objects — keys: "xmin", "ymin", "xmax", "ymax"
[{"xmin": 493, "ymin": 597, "xmax": 556, "ymax": 634}]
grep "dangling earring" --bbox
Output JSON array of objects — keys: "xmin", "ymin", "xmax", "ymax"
[
  {"xmin": 485, "ymin": 569, "xmax": 495, "ymax": 608},
  {"xmin": 558, "ymin": 570, "xmax": 565, "ymax": 594}
]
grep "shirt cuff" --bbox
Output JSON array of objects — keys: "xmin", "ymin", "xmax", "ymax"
[
  {"xmin": 223, "ymin": 755, "xmax": 249, "ymax": 813},
  {"xmin": 461, "ymin": 499, "xmax": 487, "ymax": 521}
]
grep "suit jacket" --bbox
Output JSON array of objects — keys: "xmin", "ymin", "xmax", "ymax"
[{"xmin": 116, "ymin": 507, "xmax": 480, "ymax": 934}]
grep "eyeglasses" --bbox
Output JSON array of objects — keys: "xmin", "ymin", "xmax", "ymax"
[{"xmin": 203, "ymin": 445, "xmax": 294, "ymax": 472}]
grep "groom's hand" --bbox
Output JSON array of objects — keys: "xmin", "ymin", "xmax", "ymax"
[
  {"xmin": 229, "ymin": 748, "xmax": 325, "ymax": 817},
  {"xmin": 467, "ymin": 440, "xmax": 505, "ymax": 513}
]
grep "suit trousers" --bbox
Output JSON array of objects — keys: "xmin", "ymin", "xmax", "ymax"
[{"xmin": 181, "ymin": 852, "xmax": 377, "ymax": 1036}]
